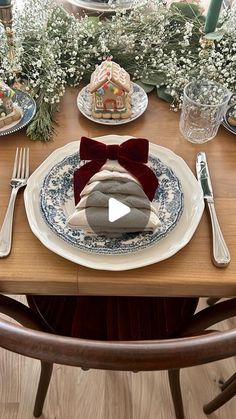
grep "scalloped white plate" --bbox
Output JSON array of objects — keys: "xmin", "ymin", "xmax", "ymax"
[{"xmin": 24, "ymin": 135, "xmax": 204, "ymax": 271}]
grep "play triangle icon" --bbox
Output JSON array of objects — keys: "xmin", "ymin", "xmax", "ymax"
[{"xmin": 108, "ymin": 198, "xmax": 131, "ymax": 223}]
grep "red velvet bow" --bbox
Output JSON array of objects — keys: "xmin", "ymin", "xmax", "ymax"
[{"xmin": 74, "ymin": 137, "xmax": 159, "ymax": 204}]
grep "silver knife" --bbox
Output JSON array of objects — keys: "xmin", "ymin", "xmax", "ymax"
[{"xmin": 196, "ymin": 152, "xmax": 231, "ymax": 267}]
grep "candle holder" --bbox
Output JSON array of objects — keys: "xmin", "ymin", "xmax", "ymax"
[
  {"xmin": 0, "ymin": 4, "xmax": 14, "ymax": 62},
  {"xmin": 199, "ymin": 27, "xmax": 215, "ymax": 59}
]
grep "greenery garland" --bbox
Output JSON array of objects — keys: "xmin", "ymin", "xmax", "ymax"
[{"xmin": 0, "ymin": 0, "xmax": 235, "ymax": 141}]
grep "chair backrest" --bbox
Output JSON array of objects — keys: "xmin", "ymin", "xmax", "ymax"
[{"xmin": 1, "ymin": 295, "xmax": 236, "ymax": 372}]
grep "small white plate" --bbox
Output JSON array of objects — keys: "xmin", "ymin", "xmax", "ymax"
[
  {"xmin": 67, "ymin": 0, "xmax": 147, "ymax": 12},
  {"xmin": 24, "ymin": 135, "xmax": 204, "ymax": 271},
  {"xmin": 77, "ymin": 82, "xmax": 148, "ymax": 125}
]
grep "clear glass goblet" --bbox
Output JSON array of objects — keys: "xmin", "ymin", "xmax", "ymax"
[{"xmin": 180, "ymin": 80, "xmax": 231, "ymax": 144}]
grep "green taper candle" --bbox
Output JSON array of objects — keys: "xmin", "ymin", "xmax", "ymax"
[
  {"xmin": 204, "ymin": 0, "xmax": 223, "ymax": 33},
  {"xmin": 0, "ymin": 0, "xmax": 11, "ymax": 5}
]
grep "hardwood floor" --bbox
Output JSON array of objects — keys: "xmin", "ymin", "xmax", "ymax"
[{"xmin": 0, "ymin": 297, "xmax": 235, "ymax": 419}]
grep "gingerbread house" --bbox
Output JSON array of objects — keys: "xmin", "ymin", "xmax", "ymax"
[
  {"xmin": 89, "ymin": 59, "xmax": 132, "ymax": 119},
  {"xmin": 0, "ymin": 81, "xmax": 21, "ymax": 129}
]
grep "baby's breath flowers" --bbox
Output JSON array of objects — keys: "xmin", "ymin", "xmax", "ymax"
[{"xmin": 0, "ymin": 0, "xmax": 235, "ymax": 140}]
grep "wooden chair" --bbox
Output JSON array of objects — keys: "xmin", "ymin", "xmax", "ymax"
[
  {"xmin": 207, "ymin": 297, "xmax": 222, "ymax": 305},
  {"xmin": 204, "ymin": 296, "xmax": 236, "ymax": 413},
  {"xmin": 203, "ymin": 371, "xmax": 236, "ymax": 414},
  {"xmin": 1, "ymin": 295, "xmax": 236, "ymax": 419}
]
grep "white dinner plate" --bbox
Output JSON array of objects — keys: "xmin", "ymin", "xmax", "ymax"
[{"xmin": 24, "ymin": 135, "xmax": 204, "ymax": 271}]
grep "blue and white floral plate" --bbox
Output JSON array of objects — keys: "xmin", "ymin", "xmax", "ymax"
[
  {"xmin": 77, "ymin": 82, "xmax": 148, "ymax": 125},
  {"xmin": 40, "ymin": 152, "xmax": 183, "ymax": 255},
  {"xmin": 24, "ymin": 135, "xmax": 204, "ymax": 271},
  {"xmin": 0, "ymin": 90, "xmax": 36, "ymax": 136}
]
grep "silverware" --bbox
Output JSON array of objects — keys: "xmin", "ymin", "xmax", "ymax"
[
  {"xmin": 0, "ymin": 148, "xmax": 29, "ymax": 257},
  {"xmin": 196, "ymin": 152, "xmax": 230, "ymax": 267}
]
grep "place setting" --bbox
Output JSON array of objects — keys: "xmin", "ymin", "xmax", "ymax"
[
  {"xmin": 21, "ymin": 73, "xmax": 232, "ymax": 272},
  {"xmin": 22, "ymin": 134, "xmax": 204, "ymax": 271},
  {"xmin": 0, "ymin": 66, "xmax": 231, "ymax": 272},
  {"xmin": 0, "ymin": 0, "xmax": 233, "ymax": 273}
]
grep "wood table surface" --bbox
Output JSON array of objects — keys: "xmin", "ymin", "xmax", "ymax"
[{"xmin": 0, "ymin": 87, "xmax": 235, "ymax": 297}]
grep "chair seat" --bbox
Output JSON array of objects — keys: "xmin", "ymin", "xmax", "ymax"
[{"xmin": 27, "ymin": 296, "xmax": 198, "ymax": 340}]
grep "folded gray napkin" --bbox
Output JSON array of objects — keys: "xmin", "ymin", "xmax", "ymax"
[
  {"xmin": 78, "ymin": 191, "xmax": 151, "ymax": 210},
  {"xmin": 67, "ymin": 172, "xmax": 160, "ymax": 235},
  {"xmin": 67, "ymin": 207, "xmax": 160, "ymax": 234},
  {"xmin": 81, "ymin": 179, "xmax": 149, "ymax": 198}
]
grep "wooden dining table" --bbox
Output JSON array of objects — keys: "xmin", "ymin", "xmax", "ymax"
[{"xmin": 0, "ymin": 87, "xmax": 235, "ymax": 298}]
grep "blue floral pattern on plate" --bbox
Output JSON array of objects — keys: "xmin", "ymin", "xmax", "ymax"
[
  {"xmin": 40, "ymin": 152, "xmax": 184, "ymax": 255},
  {"xmin": 77, "ymin": 82, "xmax": 148, "ymax": 126},
  {"xmin": 222, "ymin": 104, "xmax": 236, "ymax": 135},
  {"xmin": 0, "ymin": 90, "xmax": 36, "ymax": 136}
]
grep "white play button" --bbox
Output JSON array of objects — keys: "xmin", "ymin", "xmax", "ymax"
[{"xmin": 108, "ymin": 197, "xmax": 131, "ymax": 223}]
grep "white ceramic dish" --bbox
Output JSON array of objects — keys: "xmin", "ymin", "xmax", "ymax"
[
  {"xmin": 24, "ymin": 135, "xmax": 204, "ymax": 271},
  {"xmin": 77, "ymin": 82, "xmax": 148, "ymax": 125},
  {"xmin": 67, "ymin": 0, "xmax": 147, "ymax": 12}
]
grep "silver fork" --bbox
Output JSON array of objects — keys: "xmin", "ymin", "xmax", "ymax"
[{"xmin": 0, "ymin": 148, "xmax": 29, "ymax": 257}]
